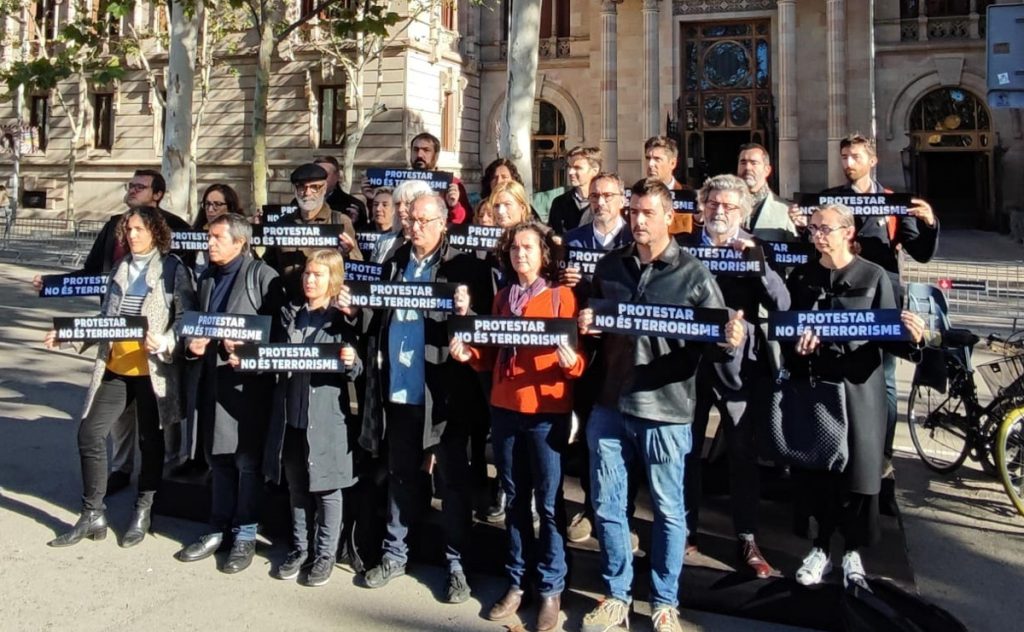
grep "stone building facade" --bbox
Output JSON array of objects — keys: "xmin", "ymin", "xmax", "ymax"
[{"xmin": 2, "ymin": 0, "xmax": 1021, "ymax": 229}]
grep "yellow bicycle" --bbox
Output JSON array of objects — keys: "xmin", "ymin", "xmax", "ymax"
[{"xmin": 996, "ymin": 405, "xmax": 1024, "ymax": 518}]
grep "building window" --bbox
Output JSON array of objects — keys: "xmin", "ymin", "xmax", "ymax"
[
  {"xmin": 319, "ymin": 85, "xmax": 346, "ymax": 148},
  {"xmin": 504, "ymin": 0, "xmax": 569, "ymax": 40},
  {"xmin": 441, "ymin": 91, "xmax": 457, "ymax": 152},
  {"xmin": 441, "ymin": 0, "xmax": 457, "ymax": 31},
  {"xmin": 30, "ymin": 95, "xmax": 49, "ymax": 152},
  {"xmin": 34, "ymin": 0, "xmax": 57, "ymax": 42},
  {"xmin": 531, "ymin": 100, "xmax": 567, "ymax": 191},
  {"xmin": 899, "ymin": 0, "xmax": 995, "ymax": 40},
  {"xmin": 93, "ymin": 0, "xmax": 121, "ymax": 38},
  {"xmin": 93, "ymin": 93, "xmax": 114, "ymax": 151}
]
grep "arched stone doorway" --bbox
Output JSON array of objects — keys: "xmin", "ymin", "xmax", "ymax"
[{"xmin": 906, "ymin": 87, "xmax": 994, "ymax": 228}]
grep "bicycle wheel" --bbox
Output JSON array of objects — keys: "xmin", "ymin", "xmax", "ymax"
[
  {"xmin": 907, "ymin": 383, "xmax": 972, "ymax": 474},
  {"xmin": 995, "ymin": 406, "xmax": 1024, "ymax": 518}
]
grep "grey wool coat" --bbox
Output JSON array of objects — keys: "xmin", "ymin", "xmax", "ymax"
[{"xmin": 79, "ymin": 253, "xmax": 197, "ymax": 428}]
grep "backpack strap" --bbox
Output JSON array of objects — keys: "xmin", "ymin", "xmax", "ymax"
[
  {"xmin": 245, "ymin": 257, "xmax": 264, "ymax": 312},
  {"xmin": 161, "ymin": 253, "xmax": 184, "ymax": 310}
]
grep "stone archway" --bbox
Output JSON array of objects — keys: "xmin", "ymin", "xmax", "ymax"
[{"xmin": 483, "ymin": 75, "xmax": 586, "ymax": 152}]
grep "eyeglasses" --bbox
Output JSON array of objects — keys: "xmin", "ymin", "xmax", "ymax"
[
  {"xmin": 404, "ymin": 216, "xmax": 443, "ymax": 230},
  {"xmin": 588, "ymin": 192, "xmax": 621, "ymax": 203},
  {"xmin": 294, "ymin": 182, "xmax": 326, "ymax": 195},
  {"xmin": 202, "ymin": 201, "xmax": 228, "ymax": 210},
  {"xmin": 705, "ymin": 202, "xmax": 743, "ymax": 213},
  {"xmin": 124, "ymin": 183, "xmax": 151, "ymax": 192},
  {"xmin": 807, "ymin": 224, "xmax": 846, "ymax": 237}
]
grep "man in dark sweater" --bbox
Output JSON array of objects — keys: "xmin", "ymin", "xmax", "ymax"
[{"xmin": 547, "ymin": 146, "xmax": 601, "ymax": 235}]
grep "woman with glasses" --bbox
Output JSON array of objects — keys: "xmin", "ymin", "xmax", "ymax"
[
  {"xmin": 783, "ymin": 203, "xmax": 926, "ymax": 588},
  {"xmin": 450, "ymin": 221, "xmax": 583, "ymax": 632},
  {"xmin": 193, "ymin": 184, "xmax": 244, "ymax": 274},
  {"xmin": 43, "ymin": 207, "xmax": 197, "ymax": 549}
]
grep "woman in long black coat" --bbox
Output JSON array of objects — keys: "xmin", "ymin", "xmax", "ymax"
[
  {"xmin": 261, "ymin": 249, "xmax": 362, "ymax": 588},
  {"xmin": 782, "ymin": 203, "xmax": 926, "ymax": 588}
]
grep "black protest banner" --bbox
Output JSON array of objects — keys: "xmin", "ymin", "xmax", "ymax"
[
  {"xmin": 171, "ymin": 231, "xmax": 210, "ymax": 252},
  {"xmin": 624, "ymin": 188, "xmax": 699, "ymax": 214},
  {"xmin": 251, "ymin": 224, "xmax": 341, "ymax": 248},
  {"xmin": 449, "ymin": 316, "xmax": 577, "ymax": 347},
  {"xmin": 447, "ymin": 224, "xmax": 503, "ymax": 252},
  {"xmin": 588, "ymin": 299, "xmax": 729, "ymax": 342},
  {"xmin": 344, "ymin": 260, "xmax": 383, "ymax": 282},
  {"xmin": 346, "ymin": 281, "xmax": 457, "ymax": 311},
  {"xmin": 763, "ymin": 241, "xmax": 815, "ymax": 268},
  {"xmin": 796, "ymin": 193, "xmax": 914, "ymax": 216},
  {"xmin": 559, "ymin": 246, "xmax": 608, "ymax": 276},
  {"xmin": 39, "ymin": 272, "xmax": 109, "ymax": 298},
  {"xmin": 356, "ymin": 231, "xmax": 386, "ymax": 254},
  {"xmin": 179, "ymin": 311, "xmax": 272, "ymax": 342},
  {"xmin": 681, "ymin": 245, "xmax": 766, "ymax": 277},
  {"xmin": 234, "ymin": 344, "xmax": 350, "ymax": 372},
  {"xmin": 767, "ymin": 309, "xmax": 909, "ymax": 341},
  {"xmin": 53, "ymin": 316, "xmax": 147, "ymax": 342},
  {"xmin": 261, "ymin": 204, "xmax": 299, "ymax": 224},
  {"xmin": 365, "ymin": 168, "xmax": 453, "ymax": 192}
]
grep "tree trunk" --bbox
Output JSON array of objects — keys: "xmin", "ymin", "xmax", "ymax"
[
  {"xmin": 65, "ymin": 75, "xmax": 88, "ymax": 220},
  {"xmin": 251, "ymin": 10, "xmax": 276, "ymax": 213},
  {"xmin": 162, "ymin": 0, "xmax": 199, "ymax": 222},
  {"xmin": 501, "ymin": 0, "xmax": 541, "ymax": 195}
]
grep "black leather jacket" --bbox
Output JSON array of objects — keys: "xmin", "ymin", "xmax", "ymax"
[{"xmin": 589, "ymin": 239, "xmax": 740, "ymax": 424}]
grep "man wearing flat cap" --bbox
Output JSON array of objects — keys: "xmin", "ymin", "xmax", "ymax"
[{"xmin": 264, "ymin": 163, "xmax": 363, "ymax": 300}]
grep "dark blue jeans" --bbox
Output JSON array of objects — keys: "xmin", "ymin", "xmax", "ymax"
[
  {"xmin": 208, "ymin": 444, "xmax": 262, "ymax": 541},
  {"xmin": 490, "ymin": 406, "xmax": 569, "ymax": 597},
  {"xmin": 283, "ymin": 427, "xmax": 343, "ymax": 559}
]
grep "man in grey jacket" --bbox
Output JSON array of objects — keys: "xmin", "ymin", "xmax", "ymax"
[
  {"xmin": 737, "ymin": 143, "xmax": 798, "ymax": 242},
  {"xmin": 577, "ymin": 178, "xmax": 746, "ymax": 632}
]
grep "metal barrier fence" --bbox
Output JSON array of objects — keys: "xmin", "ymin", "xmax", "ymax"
[
  {"xmin": 903, "ymin": 257, "xmax": 1024, "ymax": 332},
  {"xmin": 0, "ymin": 216, "xmax": 102, "ymax": 268}
]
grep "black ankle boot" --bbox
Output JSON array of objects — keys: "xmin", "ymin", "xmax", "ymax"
[
  {"xmin": 121, "ymin": 505, "xmax": 152, "ymax": 548},
  {"xmin": 48, "ymin": 510, "xmax": 108, "ymax": 547}
]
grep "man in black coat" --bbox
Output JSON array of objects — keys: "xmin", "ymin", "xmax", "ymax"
[
  {"xmin": 177, "ymin": 213, "xmax": 285, "ymax": 573},
  {"xmin": 354, "ymin": 191, "xmax": 493, "ymax": 604},
  {"xmin": 678, "ymin": 174, "xmax": 791, "ymax": 578}
]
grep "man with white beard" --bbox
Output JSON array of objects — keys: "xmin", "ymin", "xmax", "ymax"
[
  {"xmin": 264, "ymin": 163, "xmax": 363, "ymax": 300},
  {"xmin": 677, "ymin": 174, "xmax": 790, "ymax": 580}
]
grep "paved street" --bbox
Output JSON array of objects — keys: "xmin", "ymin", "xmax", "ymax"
[{"xmin": 2, "ymin": 231, "xmax": 1023, "ymax": 631}]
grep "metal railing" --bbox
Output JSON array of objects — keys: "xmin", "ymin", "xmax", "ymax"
[
  {"xmin": 903, "ymin": 257, "xmax": 1024, "ymax": 333},
  {"xmin": 0, "ymin": 216, "xmax": 104, "ymax": 268}
]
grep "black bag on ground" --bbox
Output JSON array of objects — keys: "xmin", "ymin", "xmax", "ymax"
[
  {"xmin": 765, "ymin": 369, "xmax": 849, "ymax": 472},
  {"xmin": 842, "ymin": 578, "xmax": 968, "ymax": 632}
]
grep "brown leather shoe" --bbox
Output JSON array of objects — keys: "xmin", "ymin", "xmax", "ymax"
[
  {"xmin": 536, "ymin": 593, "xmax": 561, "ymax": 631},
  {"xmin": 740, "ymin": 538, "xmax": 774, "ymax": 578},
  {"xmin": 487, "ymin": 586, "xmax": 524, "ymax": 621}
]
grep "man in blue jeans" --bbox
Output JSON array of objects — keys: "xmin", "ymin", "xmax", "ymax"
[{"xmin": 577, "ymin": 178, "xmax": 746, "ymax": 632}]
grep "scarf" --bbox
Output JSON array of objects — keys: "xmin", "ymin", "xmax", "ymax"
[{"xmin": 499, "ymin": 277, "xmax": 549, "ymax": 379}]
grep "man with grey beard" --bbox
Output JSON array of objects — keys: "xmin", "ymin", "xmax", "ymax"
[
  {"xmin": 736, "ymin": 144, "xmax": 797, "ymax": 242},
  {"xmin": 677, "ymin": 174, "xmax": 790, "ymax": 580},
  {"xmin": 264, "ymin": 163, "xmax": 363, "ymax": 300}
]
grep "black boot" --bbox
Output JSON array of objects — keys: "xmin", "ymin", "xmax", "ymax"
[
  {"xmin": 121, "ymin": 505, "xmax": 152, "ymax": 548},
  {"xmin": 48, "ymin": 510, "xmax": 108, "ymax": 547}
]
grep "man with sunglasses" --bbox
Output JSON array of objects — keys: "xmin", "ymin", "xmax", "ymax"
[{"xmin": 263, "ymin": 163, "xmax": 363, "ymax": 300}]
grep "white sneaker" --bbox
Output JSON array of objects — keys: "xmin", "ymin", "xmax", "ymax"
[
  {"xmin": 795, "ymin": 547, "xmax": 832, "ymax": 586},
  {"xmin": 842, "ymin": 550, "xmax": 868, "ymax": 589}
]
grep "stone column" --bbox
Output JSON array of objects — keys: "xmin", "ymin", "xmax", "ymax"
[
  {"xmin": 600, "ymin": 0, "xmax": 621, "ymax": 172},
  {"xmin": 777, "ymin": 0, "xmax": 800, "ymax": 198},
  {"xmin": 642, "ymin": 0, "xmax": 660, "ymax": 139},
  {"xmin": 826, "ymin": 0, "xmax": 848, "ymax": 187}
]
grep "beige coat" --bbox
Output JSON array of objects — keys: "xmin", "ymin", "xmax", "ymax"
[{"xmin": 79, "ymin": 253, "xmax": 197, "ymax": 428}]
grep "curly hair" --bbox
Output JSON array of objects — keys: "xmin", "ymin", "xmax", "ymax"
[
  {"xmin": 495, "ymin": 220, "xmax": 563, "ymax": 284},
  {"xmin": 481, "ymin": 158, "xmax": 524, "ymax": 200},
  {"xmin": 117, "ymin": 206, "xmax": 172, "ymax": 255}
]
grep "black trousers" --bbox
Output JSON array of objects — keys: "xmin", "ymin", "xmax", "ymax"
[
  {"xmin": 794, "ymin": 468, "xmax": 881, "ymax": 552},
  {"xmin": 685, "ymin": 371, "xmax": 762, "ymax": 539},
  {"xmin": 79, "ymin": 371, "xmax": 163, "ymax": 512}
]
